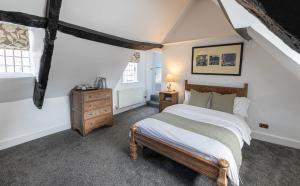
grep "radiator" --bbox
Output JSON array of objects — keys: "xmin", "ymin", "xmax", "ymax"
[{"xmin": 117, "ymin": 88, "xmax": 145, "ymax": 109}]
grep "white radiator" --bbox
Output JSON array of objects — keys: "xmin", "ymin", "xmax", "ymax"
[{"xmin": 117, "ymin": 88, "xmax": 145, "ymax": 109}]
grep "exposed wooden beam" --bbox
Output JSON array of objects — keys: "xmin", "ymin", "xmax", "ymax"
[
  {"xmin": 1, "ymin": 2, "xmax": 163, "ymax": 108},
  {"xmin": 235, "ymin": 0, "xmax": 300, "ymax": 53},
  {"xmin": 58, "ymin": 21, "xmax": 163, "ymax": 50},
  {"xmin": 235, "ymin": 28, "xmax": 252, "ymax": 41},
  {"xmin": 33, "ymin": 0, "xmax": 62, "ymax": 109},
  {"xmin": 0, "ymin": 10, "xmax": 163, "ymax": 50},
  {"xmin": 0, "ymin": 10, "xmax": 47, "ymax": 28}
]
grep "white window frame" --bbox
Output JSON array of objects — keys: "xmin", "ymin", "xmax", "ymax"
[
  {"xmin": 122, "ymin": 62, "xmax": 139, "ymax": 83},
  {"xmin": 0, "ymin": 48, "xmax": 33, "ymax": 78}
]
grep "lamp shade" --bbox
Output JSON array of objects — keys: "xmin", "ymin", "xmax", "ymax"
[{"xmin": 165, "ymin": 74, "xmax": 175, "ymax": 82}]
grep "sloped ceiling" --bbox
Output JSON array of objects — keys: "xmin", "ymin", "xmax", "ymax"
[
  {"xmin": 163, "ymin": 0, "xmax": 237, "ymax": 43},
  {"xmin": 0, "ymin": 0, "xmax": 47, "ymax": 16},
  {"xmin": 0, "ymin": 0, "xmax": 190, "ymax": 43},
  {"xmin": 219, "ymin": 0, "xmax": 300, "ymax": 79},
  {"xmin": 59, "ymin": 0, "xmax": 190, "ymax": 43},
  {"xmin": 0, "ymin": 0, "xmax": 191, "ymax": 103},
  {"xmin": 235, "ymin": 0, "xmax": 300, "ymax": 54},
  {"xmin": 258, "ymin": 0, "xmax": 300, "ymax": 41}
]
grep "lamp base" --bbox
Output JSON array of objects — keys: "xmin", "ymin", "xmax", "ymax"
[{"xmin": 167, "ymin": 82, "xmax": 172, "ymax": 92}]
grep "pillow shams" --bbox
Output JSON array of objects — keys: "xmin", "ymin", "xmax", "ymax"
[
  {"xmin": 233, "ymin": 97, "xmax": 250, "ymax": 118},
  {"xmin": 183, "ymin": 90, "xmax": 191, "ymax": 104},
  {"xmin": 188, "ymin": 89, "xmax": 211, "ymax": 108},
  {"xmin": 211, "ymin": 92, "xmax": 236, "ymax": 114}
]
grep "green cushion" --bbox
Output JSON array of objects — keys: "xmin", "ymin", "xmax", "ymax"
[
  {"xmin": 211, "ymin": 92, "xmax": 236, "ymax": 113},
  {"xmin": 188, "ymin": 89, "xmax": 211, "ymax": 108}
]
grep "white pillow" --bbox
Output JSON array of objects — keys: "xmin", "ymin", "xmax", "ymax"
[
  {"xmin": 183, "ymin": 90, "xmax": 191, "ymax": 104},
  {"xmin": 233, "ymin": 97, "xmax": 250, "ymax": 119}
]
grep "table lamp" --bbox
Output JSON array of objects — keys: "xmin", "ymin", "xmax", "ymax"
[{"xmin": 165, "ymin": 74, "xmax": 175, "ymax": 92}]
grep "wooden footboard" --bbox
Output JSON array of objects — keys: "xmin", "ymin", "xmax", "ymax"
[{"xmin": 130, "ymin": 125, "xmax": 229, "ymax": 186}]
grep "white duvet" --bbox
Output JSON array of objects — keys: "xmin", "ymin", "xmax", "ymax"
[{"xmin": 135, "ymin": 104, "xmax": 251, "ymax": 186}]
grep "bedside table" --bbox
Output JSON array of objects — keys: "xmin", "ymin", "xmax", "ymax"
[{"xmin": 159, "ymin": 91, "xmax": 179, "ymax": 112}]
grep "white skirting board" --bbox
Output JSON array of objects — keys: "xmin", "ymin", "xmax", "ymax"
[
  {"xmin": 0, "ymin": 123, "xmax": 70, "ymax": 150},
  {"xmin": 252, "ymin": 130, "xmax": 300, "ymax": 149},
  {"xmin": 0, "ymin": 96, "xmax": 71, "ymax": 150}
]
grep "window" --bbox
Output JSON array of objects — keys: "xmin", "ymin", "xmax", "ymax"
[
  {"xmin": 123, "ymin": 62, "xmax": 138, "ymax": 83},
  {"xmin": 0, "ymin": 49, "xmax": 31, "ymax": 73}
]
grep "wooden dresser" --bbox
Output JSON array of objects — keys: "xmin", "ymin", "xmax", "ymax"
[{"xmin": 70, "ymin": 88, "xmax": 113, "ymax": 136}]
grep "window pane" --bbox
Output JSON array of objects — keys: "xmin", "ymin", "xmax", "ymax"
[
  {"xmin": 123, "ymin": 62, "xmax": 137, "ymax": 83},
  {"xmin": 15, "ymin": 57, "xmax": 22, "ymax": 66},
  {"xmin": 7, "ymin": 66, "xmax": 14, "ymax": 72},
  {"xmin": 6, "ymin": 57, "xmax": 14, "ymax": 65},
  {"xmin": 5, "ymin": 49, "xmax": 13, "ymax": 56},
  {"xmin": 22, "ymin": 58, "xmax": 30, "ymax": 66},
  {"xmin": 23, "ymin": 66, "xmax": 31, "ymax": 73},
  {"xmin": 22, "ymin": 50, "xmax": 29, "ymax": 57},
  {"xmin": 0, "ymin": 56, "xmax": 5, "ymax": 65},
  {"xmin": 0, "ymin": 65, "xmax": 5, "ymax": 72},
  {"xmin": 15, "ymin": 65, "xmax": 22, "ymax": 72},
  {"xmin": 0, "ymin": 49, "xmax": 31, "ymax": 74},
  {"xmin": 14, "ymin": 50, "xmax": 22, "ymax": 57}
]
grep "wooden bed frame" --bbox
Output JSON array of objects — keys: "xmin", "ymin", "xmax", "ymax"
[{"xmin": 130, "ymin": 80, "xmax": 248, "ymax": 186}]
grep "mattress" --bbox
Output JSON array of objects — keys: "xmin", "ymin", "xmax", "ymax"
[{"xmin": 135, "ymin": 104, "xmax": 251, "ymax": 186}]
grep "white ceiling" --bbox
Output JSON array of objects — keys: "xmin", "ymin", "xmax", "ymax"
[
  {"xmin": 163, "ymin": 0, "xmax": 237, "ymax": 43},
  {"xmin": 59, "ymin": 0, "xmax": 190, "ymax": 43},
  {"xmin": 0, "ymin": 0, "xmax": 237, "ymax": 44},
  {"xmin": 0, "ymin": 0, "xmax": 190, "ymax": 43},
  {"xmin": 0, "ymin": 0, "xmax": 47, "ymax": 16}
]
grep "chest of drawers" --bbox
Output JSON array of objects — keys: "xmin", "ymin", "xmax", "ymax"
[{"xmin": 70, "ymin": 88, "xmax": 113, "ymax": 136}]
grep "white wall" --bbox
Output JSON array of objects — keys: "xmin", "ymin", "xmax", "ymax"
[
  {"xmin": 0, "ymin": 97, "xmax": 70, "ymax": 150},
  {"xmin": 113, "ymin": 51, "xmax": 149, "ymax": 114},
  {"xmin": 0, "ymin": 0, "xmax": 179, "ymax": 149},
  {"xmin": 0, "ymin": 29, "xmax": 136, "ymax": 150},
  {"xmin": 113, "ymin": 51, "xmax": 162, "ymax": 114},
  {"xmin": 163, "ymin": 35, "xmax": 300, "ymax": 149}
]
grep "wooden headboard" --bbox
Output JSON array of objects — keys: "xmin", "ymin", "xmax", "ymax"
[{"xmin": 185, "ymin": 80, "xmax": 248, "ymax": 97}]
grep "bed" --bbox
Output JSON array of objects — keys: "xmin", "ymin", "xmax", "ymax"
[{"xmin": 129, "ymin": 80, "xmax": 250, "ymax": 186}]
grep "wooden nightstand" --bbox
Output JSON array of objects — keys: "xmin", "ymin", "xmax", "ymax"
[{"xmin": 159, "ymin": 91, "xmax": 178, "ymax": 112}]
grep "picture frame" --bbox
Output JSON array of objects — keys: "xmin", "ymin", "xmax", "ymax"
[{"xmin": 191, "ymin": 43, "xmax": 244, "ymax": 76}]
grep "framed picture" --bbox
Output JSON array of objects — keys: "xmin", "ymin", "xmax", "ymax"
[{"xmin": 191, "ymin": 43, "xmax": 243, "ymax": 76}]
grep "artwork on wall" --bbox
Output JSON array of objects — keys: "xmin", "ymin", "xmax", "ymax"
[{"xmin": 191, "ymin": 43, "xmax": 243, "ymax": 76}]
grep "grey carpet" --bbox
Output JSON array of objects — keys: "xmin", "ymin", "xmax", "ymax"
[{"xmin": 0, "ymin": 106, "xmax": 299, "ymax": 186}]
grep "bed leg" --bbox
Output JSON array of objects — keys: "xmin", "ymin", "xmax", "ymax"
[
  {"xmin": 217, "ymin": 159, "xmax": 229, "ymax": 186},
  {"xmin": 130, "ymin": 125, "xmax": 138, "ymax": 160}
]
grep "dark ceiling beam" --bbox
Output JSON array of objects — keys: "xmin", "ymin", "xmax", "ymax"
[
  {"xmin": 235, "ymin": 28, "xmax": 252, "ymax": 41},
  {"xmin": 235, "ymin": 0, "xmax": 300, "ymax": 53},
  {"xmin": 1, "ymin": 2, "xmax": 163, "ymax": 108},
  {"xmin": 0, "ymin": 10, "xmax": 163, "ymax": 50},
  {"xmin": 33, "ymin": 0, "xmax": 62, "ymax": 109},
  {"xmin": 58, "ymin": 21, "xmax": 163, "ymax": 50},
  {"xmin": 0, "ymin": 10, "xmax": 47, "ymax": 28}
]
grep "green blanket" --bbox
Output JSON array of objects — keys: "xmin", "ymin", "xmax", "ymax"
[{"xmin": 150, "ymin": 112, "xmax": 242, "ymax": 169}]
